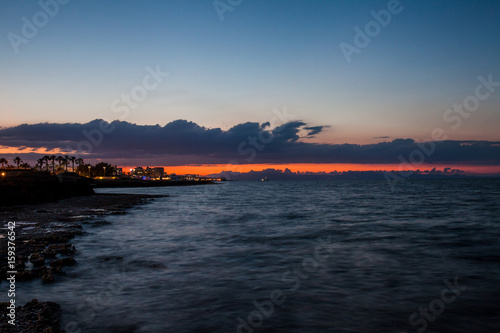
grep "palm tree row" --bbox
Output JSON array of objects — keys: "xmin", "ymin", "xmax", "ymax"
[
  {"xmin": 0, "ymin": 155, "xmax": 84, "ymax": 173},
  {"xmin": 37, "ymin": 155, "xmax": 84, "ymax": 173},
  {"xmin": 0, "ymin": 156, "xmax": 119, "ymax": 179},
  {"xmin": 0, "ymin": 157, "xmax": 29, "ymax": 169}
]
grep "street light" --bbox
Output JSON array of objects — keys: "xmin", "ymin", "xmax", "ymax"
[
  {"xmin": 88, "ymin": 166, "xmax": 91, "ymax": 178},
  {"xmin": 103, "ymin": 166, "xmax": 106, "ymax": 177}
]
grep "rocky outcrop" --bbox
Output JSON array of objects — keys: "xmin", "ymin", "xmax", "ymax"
[
  {"xmin": 0, "ymin": 171, "xmax": 94, "ymax": 206},
  {"xmin": 0, "ymin": 299, "xmax": 63, "ymax": 333}
]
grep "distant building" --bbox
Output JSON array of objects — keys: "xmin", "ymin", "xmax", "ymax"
[
  {"xmin": 132, "ymin": 166, "xmax": 145, "ymax": 178},
  {"xmin": 168, "ymin": 174, "xmax": 180, "ymax": 181},
  {"xmin": 183, "ymin": 174, "xmax": 199, "ymax": 181},
  {"xmin": 130, "ymin": 166, "xmax": 164, "ymax": 179},
  {"xmin": 151, "ymin": 167, "xmax": 164, "ymax": 179}
]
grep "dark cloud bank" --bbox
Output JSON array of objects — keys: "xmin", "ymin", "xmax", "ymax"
[{"xmin": 0, "ymin": 119, "xmax": 499, "ymax": 165}]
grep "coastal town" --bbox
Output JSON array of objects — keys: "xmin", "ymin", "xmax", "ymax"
[{"xmin": 0, "ymin": 155, "xmax": 225, "ymax": 182}]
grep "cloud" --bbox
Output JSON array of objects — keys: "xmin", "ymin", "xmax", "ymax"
[
  {"xmin": 272, "ymin": 121, "xmax": 307, "ymax": 142},
  {"xmin": 304, "ymin": 126, "xmax": 328, "ymax": 137},
  {"xmin": 0, "ymin": 119, "xmax": 499, "ymax": 165}
]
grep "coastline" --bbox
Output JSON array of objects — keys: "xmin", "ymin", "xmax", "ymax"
[
  {"xmin": 92, "ymin": 178, "xmax": 216, "ymax": 188},
  {"xmin": 0, "ymin": 193, "xmax": 165, "ymax": 332}
]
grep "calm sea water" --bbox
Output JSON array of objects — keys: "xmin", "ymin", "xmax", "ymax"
[{"xmin": 15, "ymin": 179, "xmax": 500, "ymax": 332}]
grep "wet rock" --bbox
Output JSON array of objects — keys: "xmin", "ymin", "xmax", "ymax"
[
  {"xmin": 50, "ymin": 257, "xmax": 76, "ymax": 267},
  {"xmin": 0, "ymin": 299, "xmax": 63, "ymax": 332},
  {"xmin": 41, "ymin": 274, "xmax": 55, "ymax": 283},
  {"xmin": 30, "ymin": 242, "xmax": 48, "ymax": 251},
  {"xmin": 50, "ymin": 266, "xmax": 63, "ymax": 274},
  {"xmin": 31, "ymin": 266, "xmax": 64, "ymax": 279},
  {"xmin": 41, "ymin": 249, "xmax": 57, "ymax": 259},
  {"xmin": 89, "ymin": 219, "xmax": 112, "ymax": 227},
  {"xmin": 16, "ymin": 269, "xmax": 35, "ymax": 281},
  {"xmin": 30, "ymin": 253, "xmax": 46, "ymax": 267},
  {"xmin": 32, "ymin": 267, "xmax": 47, "ymax": 277},
  {"xmin": 44, "ymin": 234, "xmax": 70, "ymax": 244},
  {"xmin": 42, "ymin": 244, "xmax": 75, "ymax": 258},
  {"xmin": 110, "ymin": 210, "xmax": 127, "ymax": 215},
  {"xmin": 17, "ymin": 260, "xmax": 26, "ymax": 272}
]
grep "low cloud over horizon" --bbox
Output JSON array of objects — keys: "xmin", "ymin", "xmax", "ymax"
[{"xmin": 0, "ymin": 119, "xmax": 499, "ymax": 166}]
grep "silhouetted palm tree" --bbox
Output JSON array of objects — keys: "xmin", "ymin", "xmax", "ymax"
[
  {"xmin": 63, "ymin": 155, "xmax": 70, "ymax": 171},
  {"xmin": 13, "ymin": 157, "xmax": 22, "ymax": 169},
  {"xmin": 56, "ymin": 156, "xmax": 65, "ymax": 170},
  {"xmin": 20, "ymin": 162, "xmax": 31, "ymax": 169},
  {"xmin": 37, "ymin": 158, "xmax": 44, "ymax": 171},
  {"xmin": 69, "ymin": 156, "xmax": 76, "ymax": 172},
  {"xmin": 50, "ymin": 155, "xmax": 56, "ymax": 173},
  {"xmin": 0, "ymin": 158, "xmax": 7, "ymax": 168},
  {"xmin": 75, "ymin": 158, "xmax": 84, "ymax": 175},
  {"xmin": 43, "ymin": 155, "xmax": 51, "ymax": 172}
]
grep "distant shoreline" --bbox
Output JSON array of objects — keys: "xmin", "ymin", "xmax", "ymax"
[
  {"xmin": 0, "ymin": 170, "xmax": 215, "ymax": 206},
  {"xmin": 92, "ymin": 178, "xmax": 215, "ymax": 188},
  {"xmin": 207, "ymin": 171, "xmax": 500, "ymax": 182}
]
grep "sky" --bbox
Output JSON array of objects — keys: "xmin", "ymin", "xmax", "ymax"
[{"xmin": 1, "ymin": 0, "xmax": 500, "ymax": 174}]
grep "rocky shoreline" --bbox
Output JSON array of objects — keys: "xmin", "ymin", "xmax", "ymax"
[{"xmin": 0, "ymin": 193, "xmax": 165, "ymax": 332}]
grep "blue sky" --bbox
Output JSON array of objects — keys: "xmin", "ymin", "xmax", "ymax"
[{"xmin": 1, "ymin": 0, "xmax": 500, "ymax": 145}]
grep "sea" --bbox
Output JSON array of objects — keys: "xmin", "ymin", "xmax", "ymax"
[{"xmin": 14, "ymin": 179, "xmax": 500, "ymax": 332}]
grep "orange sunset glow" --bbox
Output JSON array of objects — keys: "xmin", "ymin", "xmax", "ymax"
[
  {"xmin": 120, "ymin": 164, "xmax": 500, "ymax": 176},
  {"xmin": 0, "ymin": 145, "xmax": 78, "ymax": 155}
]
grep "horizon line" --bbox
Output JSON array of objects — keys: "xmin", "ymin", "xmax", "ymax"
[{"xmin": 115, "ymin": 163, "xmax": 500, "ymax": 176}]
